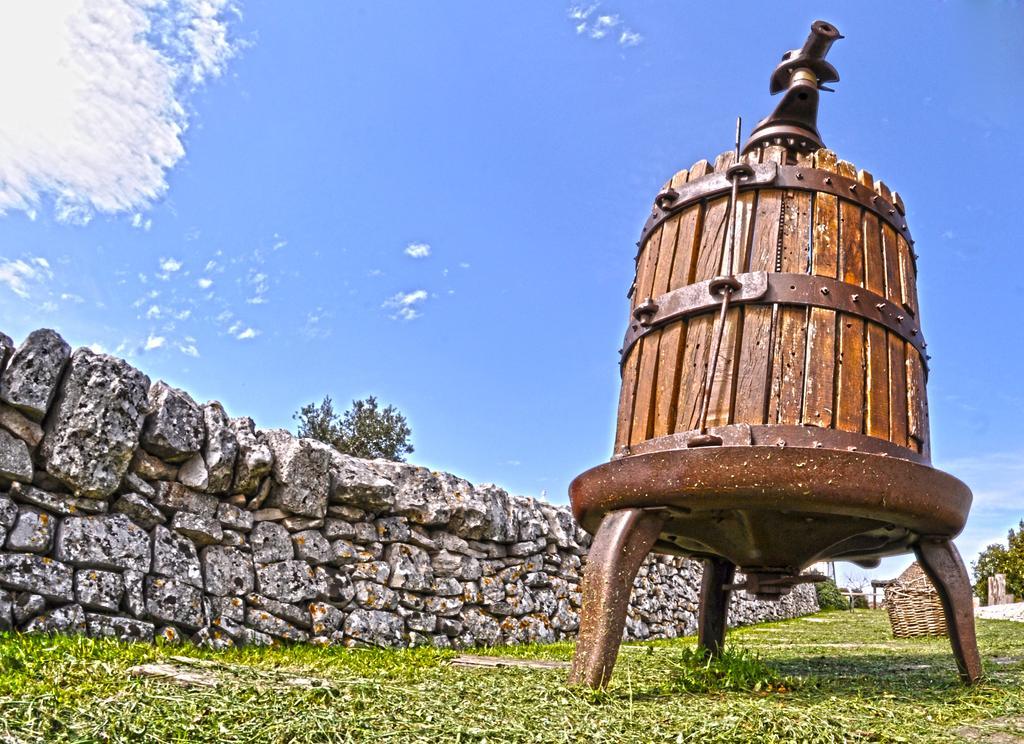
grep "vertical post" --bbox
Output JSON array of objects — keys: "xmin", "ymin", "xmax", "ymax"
[
  {"xmin": 913, "ymin": 538, "xmax": 983, "ymax": 684},
  {"xmin": 697, "ymin": 557, "xmax": 736, "ymax": 657},
  {"xmin": 569, "ymin": 508, "xmax": 666, "ymax": 687}
]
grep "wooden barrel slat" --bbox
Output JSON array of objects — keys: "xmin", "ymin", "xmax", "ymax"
[
  {"xmin": 650, "ymin": 167, "xmax": 700, "ymax": 439},
  {"xmin": 629, "ymin": 331, "xmax": 661, "ymax": 446},
  {"xmin": 834, "ymin": 159, "xmax": 866, "ymax": 434},
  {"xmin": 898, "ymin": 234, "xmax": 918, "ymax": 316},
  {"xmin": 615, "ymin": 343, "xmax": 642, "ymax": 452},
  {"xmin": 802, "ymin": 149, "xmax": 839, "ymax": 427},
  {"xmin": 768, "ymin": 172, "xmax": 812, "ymax": 425},
  {"xmin": 907, "ymin": 347, "xmax": 930, "ymax": 456},
  {"xmin": 858, "ymin": 169, "xmax": 890, "ymax": 440},
  {"xmin": 734, "ymin": 146, "xmax": 785, "ymax": 426},
  {"xmin": 674, "ymin": 314, "xmax": 715, "ymax": 432},
  {"xmin": 888, "ymin": 332, "xmax": 909, "ymax": 448}
]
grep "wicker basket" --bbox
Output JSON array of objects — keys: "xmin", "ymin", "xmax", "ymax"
[{"xmin": 885, "ymin": 562, "xmax": 948, "ymax": 638}]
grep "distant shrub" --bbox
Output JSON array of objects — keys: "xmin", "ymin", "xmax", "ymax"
[
  {"xmin": 815, "ymin": 579, "xmax": 848, "ymax": 611},
  {"xmin": 294, "ymin": 395, "xmax": 413, "ymax": 462}
]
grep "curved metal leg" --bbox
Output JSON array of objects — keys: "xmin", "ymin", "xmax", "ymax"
[
  {"xmin": 913, "ymin": 537, "xmax": 983, "ymax": 684},
  {"xmin": 698, "ymin": 557, "xmax": 736, "ymax": 657},
  {"xmin": 569, "ymin": 508, "xmax": 666, "ymax": 687}
]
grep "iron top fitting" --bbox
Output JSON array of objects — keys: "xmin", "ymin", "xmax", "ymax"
[{"xmin": 743, "ymin": 19, "xmax": 843, "ymax": 156}]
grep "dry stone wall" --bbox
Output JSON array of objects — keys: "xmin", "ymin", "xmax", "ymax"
[{"xmin": 0, "ymin": 329, "xmax": 816, "ymax": 649}]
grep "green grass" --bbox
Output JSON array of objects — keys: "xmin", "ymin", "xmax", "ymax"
[{"xmin": 2, "ymin": 610, "xmax": 1024, "ymax": 742}]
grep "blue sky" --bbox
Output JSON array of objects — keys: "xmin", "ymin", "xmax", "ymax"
[{"xmin": 0, "ymin": 2, "xmax": 1021, "ymax": 585}]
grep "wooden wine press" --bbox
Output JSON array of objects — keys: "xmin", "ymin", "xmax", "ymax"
[{"xmin": 568, "ymin": 20, "xmax": 981, "ymax": 687}]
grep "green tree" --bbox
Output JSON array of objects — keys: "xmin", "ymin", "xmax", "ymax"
[
  {"xmin": 972, "ymin": 520, "xmax": 1024, "ymax": 600},
  {"xmin": 294, "ymin": 395, "xmax": 413, "ymax": 462}
]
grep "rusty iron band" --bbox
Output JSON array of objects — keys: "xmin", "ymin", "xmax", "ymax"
[
  {"xmin": 617, "ymin": 424, "xmax": 928, "ymax": 465},
  {"xmin": 637, "ymin": 162, "xmax": 912, "ymax": 257},
  {"xmin": 622, "ymin": 271, "xmax": 927, "ymax": 362}
]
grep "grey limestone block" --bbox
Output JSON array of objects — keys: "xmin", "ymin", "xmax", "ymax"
[
  {"xmin": 86, "ymin": 613, "xmax": 155, "ymax": 642},
  {"xmin": 309, "ymin": 601, "xmax": 344, "ymax": 635},
  {"xmin": 343, "ymin": 608, "xmax": 404, "ymax": 647},
  {"xmin": 329, "ymin": 454, "xmax": 396, "ymax": 511},
  {"xmin": 0, "ymin": 405, "xmax": 43, "ymax": 450},
  {"xmin": 251, "ymin": 521, "xmax": 293, "ymax": 564},
  {"xmin": 130, "ymin": 449, "xmax": 179, "ymax": 482},
  {"xmin": 255, "ymin": 560, "xmax": 318, "ymax": 603},
  {"xmin": 140, "ymin": 381, "xmax": 205, "ymax": 463},
  {"xmin": 0, "ymin": 553, "xmax": 74, "ymax": 602},
  {"xmin": 145, "ymin": 576, "xmax": 205, "ymax": 629},
  {"xmin": 177, "ymin": 454, "xmax": 209, "ymax": 491},
  {"xmin": 0, "ymin": 495, "xmax": 16, "ymax": 528},
  {"xmin": 12, "ymin": 592, "xmax": 47, "ymax": 625},
  {"xmin": 229, "ymin": 417, "xmax": 273, "ymax": 495},
  {"xmin": 171, "ymin": 511, "xmax": 223, "ymax": 546},
  {"xmin": 0, "ymin": 329, "xmax": 71, "ymax": 422},
  {"xmin": 202, "ymin": 402, "xmax": 238, "ymax": 494},
  {"xmin": 0, "ymin": 588, "xmax": 11, "ymax": 631},
  {"xmin": 210, "ymin": 595, "xmax": 246, "ymax": 623},
  {"xmin": 56, "ymin": 514, "xmax": 151, "ymax": 573},
  {"xmin": 292, "ymin": 529, "xmax": 331, "ymax": 565},
  {"xmin": 123, "ymin": 570, "xmax": 146, "ymax": 618},
  {"xmin": 263, "ymin": 430, "xmax": 333, "ymax": 519},
  {"xmin": 0, "ymin": 332, "xmax": 13, "ymax": 379},
  {"xmin": 10, "ymin": 483, "xmax": 107, "ymax": 517},
  {"xmin": 112, "ymin": 493, "xmax": 166, "ymax": 529},
  {"xmin": 40, "ymin": 348, "xmax": 150, "ymax": 499},
  {"xmin": 245, "ymin": 593, "xmax": 310, "ymax": 628},
  {"xmin": 245, "ymin": 606, "xmax": 309, "ymax": 642},
  {"xmin": 354, "ymin": 580, "xmax": 399, "ymax": 611},
  {"xmin": 0, "ymin": 428, "xmax": 32, "ymax": 484},
  {"xmin": 151, "ymin": 481, "xmax": 217, "ymax": 518},
  {"xmin": 203, "ymin": 546, "xmax": 255, "ymax": 597},
  {"xmin": 386, "ymin": 543, "xmax": 433, "ymax": 591},
  {"xmin": 5, "ymin": 507, "xmax": 54, "ymax": 553},
  {"xmin": 74, "ymin": 569, "xmax": 125, "ymax": 612},
  {"xmin": 24, "ymin": 603, "xmax": 86, "ymax": 635},
  {"xmin": 152, "ymin": 524, "xmax": 204, "ymax": 589},
  {"xmin": 216, "ymin": 502, "xmax": 253, "ymax": 531}
]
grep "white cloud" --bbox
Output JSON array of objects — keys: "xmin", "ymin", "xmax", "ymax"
[
  {"xmin": 144, "ymin": 334, "xmax": 166, "ymax": 350},
  {"xmin": 246, "ymin": 270, "xmax": 268, "ymax": 304},
  {"xmin": 383, "ymin": 289, "xmax": 428, "ymax": 321},
  {"xmin": 590, "ymin": 14, "xmax": 619, "ymax": 39},
  {"xmin": 0, "ymin": 256, "xmax": 52, "ymax": 298},
  {"xmin": 145, "ymin": 304, "xmax": 163, "ymax": 319},
  {"xmin": 405, "ymin": 242, "xmax": 432, "ymax": 259},
  {"xmin": 0, "ymin": 1, "xmax": 241, "ymax": 223},
  {"xmin": 458, "ymin": 262, "xmax": 471, "ymax": 269},
  {"xmin": 60, "ymin": 292, "xmax": 85, "ymax": 303},
  {"xmin": 160, "ymin": 257, "xmax": 183, "ymax": 273},
  {"xmin": 568, "ymin": 4, "xmax": 641, "ymax": 47},
  {"xmin": 197, "ymin": 277, "xmax": 213, "ymax": 289},
  {"xmin": 177, "ymin": 340, "xmax": 199, "ymax": 357},
  {"xmin": 619, "ymin": 30, "xmax": 642, "ymax": 47},
  {"xmin": 236, "ymin": 327, "xmax": 259, "ymax": 340}
]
